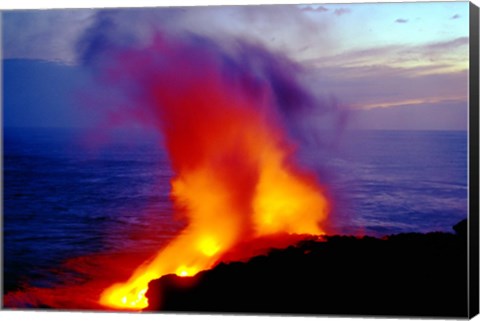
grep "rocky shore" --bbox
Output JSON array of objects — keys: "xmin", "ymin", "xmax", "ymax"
[{"xmin": 144, "ymin": 220, "xmax": 468, "ymax": 318}]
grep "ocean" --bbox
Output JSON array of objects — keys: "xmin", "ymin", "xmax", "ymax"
[{"xmin": 2, "ymin": 128, "xmax": 468, "ymax": 295}]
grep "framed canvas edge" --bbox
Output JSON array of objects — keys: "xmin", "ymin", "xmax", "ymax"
[
  {"xmin": 469, "ymin": 1, "xmax": 480, "ymax": 319},
  {"xmin": 0, "ymin": 1, "xmax": 478, "ymax": 320}
]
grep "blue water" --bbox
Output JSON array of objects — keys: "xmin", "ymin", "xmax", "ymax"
[
  {"xmin": 2, "ymin": 128, "xmax": 468, "ymax": 294},
  {"xmin": 3, "ymin": 128, "xmax": 182, "ymax": 293},
  {"xmin": 313, "ymin": 130, "xmax": 468, "ymax": 235}
]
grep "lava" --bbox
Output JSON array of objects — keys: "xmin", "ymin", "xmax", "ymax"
[{"xmin": 85, "ymin": 33, "xmax": 332, "ymax": 310}]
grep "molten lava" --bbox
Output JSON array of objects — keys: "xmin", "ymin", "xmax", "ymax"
[{"xmin": 90, "ymin": 34, "xmax": 331, "ymax": 310}]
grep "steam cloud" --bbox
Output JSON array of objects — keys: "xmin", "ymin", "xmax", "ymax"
[{"xmin": 73, "ymin": 9, "xmax": 342, "ymax": 310}]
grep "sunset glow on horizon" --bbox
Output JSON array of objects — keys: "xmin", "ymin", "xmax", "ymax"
[{"xmin": 3, "ymin": 1, "xmax": 469, "ymax": 128}]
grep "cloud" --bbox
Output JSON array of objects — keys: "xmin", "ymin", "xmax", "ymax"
[
  {"xmin": 303, "ymin": 60, "xmax": 468, "ymax": 130},
  {"xmin": 300, "ymin": 37, "xmax": 468, "ymax": 129},
  {"xmin": 451, "ymin": 14, "xmax": 461, "ymax": 19},
  {"xmin": 305, "ymin": 63, "xmax": 468, "ymax": 116},
  {"xmin": 4, "ymin": 6, "xmax": 330, "ymax": 65},
  {"xmin": 349, "ymin": 100, "xmax": 467, "ymax": 130},
  {"xmin": 395, "ymin": 18, "xmax": 409, "ymax": 24},
  {"xmin": 423, "ymin": 37, "xmax": 468, "ymax": 50},
  {"xmin": 305, "ymin": 37, "xmax": 469, "ymax": 71},
  {"xmin": 333, "ymin": 8, "xmax": 351, "ymax": 16},
  {"xmin": 2, "ymin": 10, "xmax": 95, "ymax": 63},
  {"xmin": 420, "ymin": 37, "xmax": 469, "ymax": 62},
  {"xmin": 302, "ymin": 6, "xmax": 328, "ymax": 13}
]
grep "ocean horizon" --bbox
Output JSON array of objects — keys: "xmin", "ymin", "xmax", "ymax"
[{"xmin": 3, "ymin": 127, "xmax": 468, "ymax": 295}]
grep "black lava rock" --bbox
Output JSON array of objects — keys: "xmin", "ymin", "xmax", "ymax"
[{"xmin": 145, "ymin": 221, "xmax": 468, "ymax": 318}]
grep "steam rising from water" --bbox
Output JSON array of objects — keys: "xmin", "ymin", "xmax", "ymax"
[{"xmin": 79, "ymin": 19, "xmax": 334, "ymax": 309}]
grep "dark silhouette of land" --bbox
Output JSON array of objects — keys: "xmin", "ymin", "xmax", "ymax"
[{"xmin": 145, "ymin": 219, "xmax": 468, "ymax": 317}]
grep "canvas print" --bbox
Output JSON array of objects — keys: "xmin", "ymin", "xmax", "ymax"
[{"xmin": 2, "ymin": 1, "xmax": 478, "ymax": 317}]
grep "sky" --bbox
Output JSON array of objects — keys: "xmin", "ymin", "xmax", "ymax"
[{"xmin": 1, "ymin": 1, "xmax": 471, "ymax": 130}]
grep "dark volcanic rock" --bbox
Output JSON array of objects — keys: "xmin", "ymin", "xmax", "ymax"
[{"xmin": 145, "ymin": 225, "xmax": 468, "ymax": 318}]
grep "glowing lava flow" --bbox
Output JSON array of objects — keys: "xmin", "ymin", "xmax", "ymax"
[{"xmin": 92, "ymin": 35, "xmax": 331, "ymax": 310}]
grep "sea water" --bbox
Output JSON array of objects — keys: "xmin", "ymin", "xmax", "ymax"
[{"xmin": 2, "ymin": 128, "xmax": 468, "ymax": 293}]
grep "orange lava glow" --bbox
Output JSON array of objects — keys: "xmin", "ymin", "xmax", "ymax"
[
  {"xmin": 96, "ymin": 37, "xmax": 331, "ymax": 310},
  {"xmin": 99, "ymin": 91, "xmax": 330, "ymax": 310}
]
